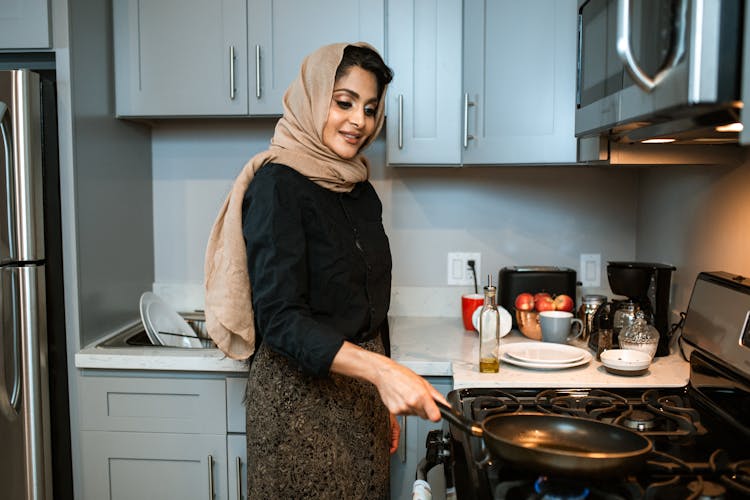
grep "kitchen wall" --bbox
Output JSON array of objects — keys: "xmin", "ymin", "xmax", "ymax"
[
  {"xmin": 636, "ymin": 150, "xmax": 750, "ymax": 316},
  {"xmin": 152, "ymin": 120, "xmax": 644, "ymax": 316}
]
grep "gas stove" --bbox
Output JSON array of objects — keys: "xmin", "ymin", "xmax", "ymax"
[{"xmin": 419, "ymin": 272, "xmax": 750, "ymax": 500}]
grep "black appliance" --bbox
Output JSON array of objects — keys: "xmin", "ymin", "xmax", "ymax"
[
  {"xmin": 416, "ymin": 271, "xmax": 750, "ymax": 499},
  {"xmin": 608, "ymin": 261, "xmax": 675, "ymax": 357},
  {"xmin": 498, "ymin": 266, "xmax": 578, "ymax": 328}
]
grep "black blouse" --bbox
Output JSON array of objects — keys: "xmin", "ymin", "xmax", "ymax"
[{"xmin": 242, "ymin": 163, "xmax": 392, "ymax": 377}]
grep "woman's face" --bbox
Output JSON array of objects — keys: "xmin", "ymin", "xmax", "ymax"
[{"xmin": 322, "ymin": 65, "xmax": 379, "ymax": 160}]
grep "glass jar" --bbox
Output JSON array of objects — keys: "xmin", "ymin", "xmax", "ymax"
[
  {"xmin": 478, "ymin": 285, "xmax": 500, "ymax": 373},
  {"xmin": 578, "ymin": 294, "xmax": 607, "ymax": 342},
  {"xmin": 619, "ymin": 311, "xmax": 660, "ymax": 359},
  {"xmin": 612, "ymin": 300, "xmax": 639, "ymax": 339}
]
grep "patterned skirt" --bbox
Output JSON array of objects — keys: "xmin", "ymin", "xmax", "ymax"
[{"xmin": 245, "ymin": 335, "xmax": 390, "ymax": 499}]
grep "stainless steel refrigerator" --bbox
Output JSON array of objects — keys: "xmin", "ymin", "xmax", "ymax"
[{"xmin": 0, "ymin": 68, "xmax": 71, "ymax": 499}]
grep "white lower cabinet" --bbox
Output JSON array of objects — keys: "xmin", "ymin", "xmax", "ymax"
[
  {"xmin": 78, "ymin": 374, "xmax": 246, "ymax": 500},
  {"xmin": 390, "ymin": 377, "xmax": 452, "ymax": 500}
]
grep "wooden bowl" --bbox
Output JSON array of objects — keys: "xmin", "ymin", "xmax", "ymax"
[{"xmin": 516, "ymin": 310, "xmax": 541, "ymax": 340}]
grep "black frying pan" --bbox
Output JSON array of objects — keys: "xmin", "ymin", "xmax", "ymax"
[{"xmin": 437, "ymin": 402, "xmax": 653, "ymax": 477}]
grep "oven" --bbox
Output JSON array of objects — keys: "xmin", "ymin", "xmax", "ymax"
[{"xmin": 415, "ymin": 271, "xmax": 750, "ymax": 499}]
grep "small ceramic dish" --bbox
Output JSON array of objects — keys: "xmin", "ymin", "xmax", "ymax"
[{"xmin": 600, "ymin": 349, "xmax": 651, "ymax": 376}]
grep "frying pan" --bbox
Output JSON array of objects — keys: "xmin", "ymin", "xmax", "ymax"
[{"xmin": 437, "ymin": 402, "xmax": 653, "ymax": 477}]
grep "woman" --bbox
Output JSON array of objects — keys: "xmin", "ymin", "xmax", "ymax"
[{"xmin": 204, "ymin": 43, "xmax": 447, "ymax": 498}]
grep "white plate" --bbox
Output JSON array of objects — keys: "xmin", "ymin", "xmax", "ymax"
[
  {"xmin": 471, "ymin": 305, "xmax": 512, "ymax": 337},
  {"xmin": 500, "ymin": 349, "xmax": 593, "ymax": 370},
  {"xmin": 139, "ymin": 292, "xmax": 202, "ymax": 348},
  {"xmin": 503, "ymin": 342, "xmax": 586, "ymax": 364},
  {"xmin": 600, "ymin": 349, "xmax": 651, "ymax": 371}
]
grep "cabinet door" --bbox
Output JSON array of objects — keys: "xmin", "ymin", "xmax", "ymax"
[
  {"xmin": 0, "ymin": 0, "xmax": 50, "ymax": 49},
  {"xmin": 390, "ymin": 377, "xmax": 451, "ymax": 500},
  {"xmin": 462, "ymin": 0, "xmax": 577, "ymax": 164},
  {"xmin": 248, "ymin": 0, "xmax": 385, "ymax": 116},
  {"xmin": 113, "ymin": 0, "xmax": 248, "ymax": 117},
  {"xmin": 385, "ymin": 0, "xmax": 462, "ymax": 165},
  {"xmin": 80, "ymin": 431, "xmax": 228, "ymax": 500},
  {"xmin": 227, "ymin": 434, "xmax": 247, "ymax": 500}
]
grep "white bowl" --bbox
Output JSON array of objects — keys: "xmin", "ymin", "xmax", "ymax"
[{"xmin": 600, "ymin": 349, "xmax": 651, "ymax": 376}]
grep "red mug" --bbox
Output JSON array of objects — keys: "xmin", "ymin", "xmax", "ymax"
[{"xmin": 461, "ymin": 293, "xmax": 484, "ymax": 331}]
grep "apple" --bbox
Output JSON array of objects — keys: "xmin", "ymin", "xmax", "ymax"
[
  {"xmin": 514, "ymin": 292, "xmax": 535, "ymax": 311},
  {"xmin": 533, "ymin": 292, "xmax": 551, "ymax": 304},
  {"xmin": 535, "ymin": 295, "xmax": 556, "ymax": 312},
  {"xmin": 553, "ymin": 294, "xmax": 575, "ymax": 312}
]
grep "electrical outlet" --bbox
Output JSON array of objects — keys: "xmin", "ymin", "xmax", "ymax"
[
  {"xmin": 580, "ymin": 253, "xmax": 601, "ymax": 287},
  {"xmin": 447, "ymin": 252, "xmax": 481, "ymax": 286}
]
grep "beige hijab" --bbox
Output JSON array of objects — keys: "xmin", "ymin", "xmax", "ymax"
[{"xmin": 204, "ymin": 42, "xmax": 387, "ymax": 359}]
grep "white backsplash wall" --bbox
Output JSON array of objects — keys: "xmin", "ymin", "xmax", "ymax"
[
  {"xmin": 635, "ymin": 151, "xmax": 750, "ymax": 318},
  {"xmin": 151, "ymin": 120, "xmax": 639, "ymax": 315}
]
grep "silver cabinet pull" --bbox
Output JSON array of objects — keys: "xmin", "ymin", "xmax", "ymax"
[
  {"xmin": 207, "ymin": 454, "xmax": 215, "ymax": 499},
  {"xmin": 397, "ymin": 94, "xmax": 404, "ymax": 149},
  {"xmin": 255, "ymin": 45, "xmax": 262, "ymax": 99},
  {"xmin": 397, "ymin": 415, "xmax": 406, "ymax": 463},
  {"xmin": 616, "ymin": 0, "xmax": 687, "ymax": 92},
  {"xmin": 236, "ymin": 456, "xmax": 243, "ymax": 500},
  {"xmin": 463, "ymin": 93, "xmax": 475, "ymax": 148},
  {"xmin": 229, "ymin": 46, "xmax": 236, "ymax": 100}
]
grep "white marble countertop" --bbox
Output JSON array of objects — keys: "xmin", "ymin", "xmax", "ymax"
[{"xmin": 76, "ymin": 316, "xmax": 690, "ymax": 389}]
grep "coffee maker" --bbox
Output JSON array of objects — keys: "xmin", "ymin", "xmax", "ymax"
[{"xmin": 605, "ymin": 261, "xmax": 676, "ymax": 357}]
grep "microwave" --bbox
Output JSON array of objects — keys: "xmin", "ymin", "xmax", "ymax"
[{"xmin": 575, "ymin": 0, "xmax": 743, "ymax": 149}]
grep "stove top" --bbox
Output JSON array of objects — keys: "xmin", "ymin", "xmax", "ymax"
[{"xmin": 421, "ymin": 272, "xmax": 750, "ymax": 500}]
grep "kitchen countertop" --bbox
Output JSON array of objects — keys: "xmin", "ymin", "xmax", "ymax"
[{"xmin": 76, "ymin": 316, "xmax": 691, "ymax": 389}]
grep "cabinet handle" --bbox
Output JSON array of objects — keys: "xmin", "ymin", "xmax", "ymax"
[
  {"xmin": 236, "ymin": 456, "xmax": 243, "ymax": 500},
  {"xmin": 397, "ymin": 94, "xmax": 404, "ymax": 149},
  {"xmin": 255, "ymin": 45, "xmax": 262, "ymax": 99},
  {"xmin": 229, "ymin": 46, "xmax": 236, "ymax": 100},
  {"xmin": 463, "ymin": 93, "xmax": 475, "ymax": 148},
  {"xmin": 397, "ymin": 415, "xmax": 406, "ymax": 463},
  {"xmin": 207, "ymin": 454, "xmax": 215, "ymax": 499}
]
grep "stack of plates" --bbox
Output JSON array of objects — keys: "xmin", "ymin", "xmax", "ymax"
[
  {"xmin": 501, "ymin": 342, "xmax": 592, "ymax": 370},
  {"xmin": 139, "ymin": 292, "xmax": 202, "ymax": 348}
]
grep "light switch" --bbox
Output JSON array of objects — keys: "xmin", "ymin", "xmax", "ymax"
[{"xmin": 580, "ymin": 253, "xmax": 601, "ymax": 287}]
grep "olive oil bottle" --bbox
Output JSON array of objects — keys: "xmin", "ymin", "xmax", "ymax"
[{"xmin": 478, "ymin": 278, "xmax": 500, "ymax": 373}]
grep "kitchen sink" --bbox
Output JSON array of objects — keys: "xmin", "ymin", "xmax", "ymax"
[{"xmin": 97, "ymin": 311, "xmax": 216, "ymax": 349}]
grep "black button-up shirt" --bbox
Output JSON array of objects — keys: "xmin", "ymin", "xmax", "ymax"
[{"xmin": 242, "ymin": 164, "xmax": 392, "ymax": 377}]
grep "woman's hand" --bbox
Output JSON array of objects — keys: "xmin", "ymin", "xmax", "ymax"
[
  {"xmin": 330, "ymin": 341, "xmax": 448, "ymax": 422},
  {"xmin": 389, "ymin": 413, "xmax": 401, "ymax": 454}
]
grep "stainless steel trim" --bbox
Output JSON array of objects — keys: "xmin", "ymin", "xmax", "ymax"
[
  {"xmin": 255, "ymin": 45, "xmax": 261, "ymax": 99},
  {"xmin": 1, "ymin": 70, "xmax": 44, "ymax": 264},
  {"xmin": 229, "ymin": 46, "xmax": 236, "ymax": 100},
  {"xmin": 207, "ymin": 454, "xmax": 215, "ymax": 499},
  {"xmin": 616, "ymin": 0, "xmax": 687, "ymax": 92},
  {"xmin": 235, "ymin": 456, "xmax": 242, "ymax": 500},
  {"xmin": 397, "ymin": 94, "xmax": 403, "ymax": 149},
  {"xmin": 463, "ymin": 93, "xmax": 475, "ymax": 148},
  {"xmin": 397, "ymin": 415, "xmax": 406, "ymax": 463}
]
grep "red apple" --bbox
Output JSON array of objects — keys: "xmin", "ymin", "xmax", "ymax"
[
  {"xmin": 535, "ymin": 296, "xmax": 556, "ymax": 312},
  {"xmin": 514, "ymin": 292, "xmax": 535, "ymax": 311},
  {"xmin": 533, "ymin": 292, "xmax": 551, "ymax": 304},
  {"xmin": 553, "ymin": 294, "xmax": 575, "ymax": 312}
]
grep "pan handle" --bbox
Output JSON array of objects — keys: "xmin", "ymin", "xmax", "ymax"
[{"xmin": 436, "ymin": 400, "xmax": 483, "ymax": 438}]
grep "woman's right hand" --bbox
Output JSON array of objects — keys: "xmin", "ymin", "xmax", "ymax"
[
  {"xmin": 330, "ymin": 341, "xmax": 448, "ymax": 421},
  {"xmin": 370, "ymin": 356, "xmax": 448, "ymax": 422}
]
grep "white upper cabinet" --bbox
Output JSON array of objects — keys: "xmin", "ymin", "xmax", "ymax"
[
  {"xmin": 113, "ymin": 0, "xmax": 384, "ymax": 118},
  {"xmin": 385, "ymin": 0, "xmax": 463, "ymax": 165},
  {"xmin": 0, "ymin": 0, "xmax": 50, "ymax": 49},
  {"xmin": 248, "ymin": 0, "xmax": 384, "ymax": 116},
  {"xmin": 386, "ymin": 0, "xmax": 577, "ymax": 165},
  {"xmin": 113, "ymin": 0, "xmax": 248, "ymax": 117}
]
